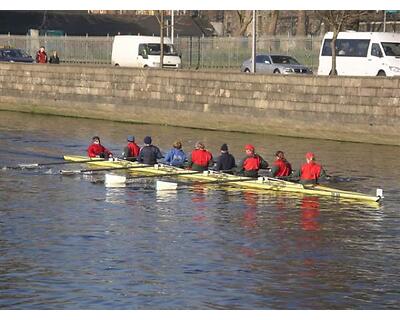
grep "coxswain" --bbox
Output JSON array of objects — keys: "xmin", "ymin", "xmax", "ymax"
[
  {"xmin": 213, "ymin": 143, "xmax": 236, "ymax": 173},
  {"xmin": 163, "ymin": 140, "xmax": 187, "ymax": 167},
  {"xmin": 137, "ymin": 136, "xmax": 163, "ymax": 165},
  {"xmin": 187, "ymin": 141, "xmax": 213, "ymax": 171},
  {"xmin": 236, "ymin": 144, "xmax": 268, "ymax": 178},
  {"xmin": 297, "ymin": 152, "xmax": 327, "ymax": 184},
  {"xmin": 122, "ymin": 135, "xmax": 140, "ymax": 160},
  {"xmin": 269, "ymin": 150, "xmax": 292, "ymax": 178},
  {"xmin": 87, "ymin": 136, "xmax": 113, "ymax": 159}
]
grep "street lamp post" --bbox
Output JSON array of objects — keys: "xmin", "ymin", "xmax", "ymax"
[{"xmin": 251, "ymin": 10, "xmax": 256, "ymax": 73}]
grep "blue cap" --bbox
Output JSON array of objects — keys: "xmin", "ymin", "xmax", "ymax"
[
  {"xmin": 144, "ymin": 136, "xmax": 152, "ymax": 144},
  {"xmin": 127, "ymin": 135, "xmax": 135, "ymax": 142}
]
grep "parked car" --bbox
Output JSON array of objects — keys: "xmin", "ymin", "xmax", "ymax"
[
  {"xmin": 0, "ymin": 48, "xmax": 34, "ymax": 63},
  {"xmin": 240, "ymin": 54, "xmax": 312, "ymax": 74}
]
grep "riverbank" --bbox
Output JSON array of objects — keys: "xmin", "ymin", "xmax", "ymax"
[{"xmin": 0, "ymin": 63, "xmax": 399, "ymax": 145}]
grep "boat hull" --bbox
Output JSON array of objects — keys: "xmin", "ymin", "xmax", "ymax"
[{"xmin": 63, "ymin": 155, "xmax": 381, "ymax": 203}]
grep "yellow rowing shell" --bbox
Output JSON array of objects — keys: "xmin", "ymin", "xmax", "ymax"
[{"xmin": 63, "ymin": 155, "xmax": 381, "ymax": 203}]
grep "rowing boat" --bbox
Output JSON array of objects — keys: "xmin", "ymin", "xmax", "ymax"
[{"xmin": 63, "ymin": 155, "xmax": 382, "ymax": 203}]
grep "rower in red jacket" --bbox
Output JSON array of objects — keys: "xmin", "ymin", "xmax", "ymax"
[
  {"xmin": 87, "ymin": 136, "xmax": 113, "ymax": 159},
  {"xmin": 297, "ymin": 152, "xmax": 326, "ymax": 184},
  {"xmin": 122, "ymin": 135, "xmax": 140, "ymax": 160},
  {"xmin": 270, "ymin": 150, "xmax": 292, "ymax": 178},
  {"xmin": 237, "ymin": 144, "xmax": 268, "ymax": 178},
  {"xmin": 187, "ymin": 141, "xmax": 213, "ymax": 171}
]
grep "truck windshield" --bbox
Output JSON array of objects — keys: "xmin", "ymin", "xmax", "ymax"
[
  {"xmin": 145, "ymin": 43, "xmax": 178, "ymax": 56},
  {"xmin": 381, "ymin": 42, "xmax": 400, "ymax": 56}
]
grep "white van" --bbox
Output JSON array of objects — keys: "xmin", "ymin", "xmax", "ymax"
[
  {"xmin": 111, "ymin": 35, "xmax": 181, "ymax": 69},
  {"xmin": 318, "ymin": 32, "xmax": 400, "ymax": 76}
]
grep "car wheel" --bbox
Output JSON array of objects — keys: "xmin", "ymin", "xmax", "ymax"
[
  {"xmin": 273, "ymin": 69, "xmax": 280, "ymax": 74},
  {"xmin": 114, "ymin": 64, "xmax": 119, "ymax": 67},
  {"xmin": 377, "ymin": 70, "xmax": 386, "ymax": 76}
]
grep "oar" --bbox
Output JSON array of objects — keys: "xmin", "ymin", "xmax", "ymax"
[
  {"xmin": 104, "ymin": 170, "xmax": 205, "ymax": 186},
  {"xmin": 61, "ymin": 163, "xmax": 152, "ymax": 175},
  {"xmin": 105, "ymin": 170, "xmax": 260, "ymax": 188},
  {"xmin": 3, "ymin": 157, "xmax": 136, "ymax": 170}
]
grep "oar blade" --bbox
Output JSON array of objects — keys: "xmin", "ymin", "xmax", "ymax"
[
  {"xmin": 18, "ymin": 163, "xmax": 40, "ymax": 169},
  {"xmin": 156, "ymin": 180, "xmax": 178, "ymax": 191},
  {"xmin": 60, "ymin": 169, "xmax": 83, "ymax": 175},
  {"xmin": 105, "ymin": 174, "xmax": 127, "ymax": 187}
]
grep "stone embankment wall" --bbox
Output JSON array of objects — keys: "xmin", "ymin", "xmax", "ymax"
[{"xmin": 0, "ymin": 63, "xmax": 399, "ymax": 145}]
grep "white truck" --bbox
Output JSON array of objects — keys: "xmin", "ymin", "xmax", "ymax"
[
  {"xmin": 318, "ymin": 31, "xmax": 400, "ymax": 76},
  {"xmin": 111, "ymin": 35, "xmax": 181, "ymax": 69}
]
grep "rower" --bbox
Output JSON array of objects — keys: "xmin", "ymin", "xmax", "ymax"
[
  {"xmin": 137, "ymin": 136, "xmax": 163, "ymax": 165},
  {"xmin": 269, "ymin": 150, "xmax": 292, "ymax": 178},
  {"xmin": 296, "ymin": 152, "xmax": 327, "ymax": 184},
  {"xmin": 213, "ymin": 143, "xmax": 236, "ymax": 173},
  {"xmin": 187, "ymin": 141, "xmax": 213, "ymax": 171},
  {"xmin": 122, "ymin": 135, "xmax": 140, "ymax": 160},
  {"xmin": 236, "ymin": 144, "xmax": 268, "ymax": 178},
  {"xmin": 163, "ymin": 140, "xmax": 187, "ymax": 168},
  {"xmin": 87, "ymin": 136, "xmax": 113, "ymax": 159}
]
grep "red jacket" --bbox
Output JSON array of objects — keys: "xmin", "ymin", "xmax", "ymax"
[
  {"xmin": 240, "ymin": 154, "xmax": 268, "ymax": 171},
  {"xmin": 36, "ymin": 51, "xmax": 47, "ymax": 63},
  {"xmin": 272, "ymin": 159, "xmax": 292, "ymax": 177},
  {"xmin": 126, "ymin": 142, "xmax": 140, "ymax": 157},
  {"xmin": 300, "ymin": 162, "xmax": 323, "ymax": 182},
  {"xmin": 189, "ymin": 149, "xmax": 213, "ymax": 169},
  {"xmin": 87, "ymin": 143, "xmax": 112, "ymax": 158}
]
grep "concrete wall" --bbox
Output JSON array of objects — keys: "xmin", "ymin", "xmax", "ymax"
[{"xmin": 0, "ymin": 63, "xmax": 399, "ymax": 145}]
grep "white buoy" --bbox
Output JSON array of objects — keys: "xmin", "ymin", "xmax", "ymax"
[
  {"xmin": 105, "ymin": 174, "xmax": 127, "ymax": 187},
  {"xmin": 376, "ymin": 188, "xmax": 384, "ymax": 199},
  {"xmin": 156, "ymin": 180, "xmax": 178, "ymax": 191}
]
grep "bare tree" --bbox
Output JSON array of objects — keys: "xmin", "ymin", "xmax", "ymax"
[
  {"xmin": 236, "ymin": 11, "xmax": 253, "ymax": 36},
  {"xmin": 316, "ymin": 10, "xmax": 368, "ymax": 75},
  {"xmin": 296, "ymin": 10, "xmax": 307, "ymax": 36},
  {"xmin": 268, "ymin": 10, "xmax": 279, "ymax": 35},
  {"xmin": 155, "ymin": 10, "xmax": 165, "ymax": 68}
]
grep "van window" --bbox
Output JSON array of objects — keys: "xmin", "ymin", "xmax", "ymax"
[
  {"xmin": 321, "ymin": 39, "xmax": 370, "ymax": 57},
  {"xmin": 371, "ymin": 43, "xmax": 383, "ymax": 57},
  {"xmin": 381, "ymin": 42, "xmax": 400, "ymax": 56},
  {"xmin": 138, "ymin": 44, "xmax": 148, "ymax": 56},
  {"xmin": 143, "ymin": 43, "xmax": 177, "ymax": 56}
]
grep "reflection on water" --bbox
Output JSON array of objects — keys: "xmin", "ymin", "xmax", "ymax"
[
  {"xmin": 300, "ymin": 197, "xmax": 320, "ymax": 231},
  {"xmin": 0, "ymin": 111, "xmax": 399, "ymax": 309}
]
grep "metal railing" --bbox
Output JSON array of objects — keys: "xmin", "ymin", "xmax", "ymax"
[{"xmin": 0, "ymin": 34, "xmax": 323, "ymax": 70}]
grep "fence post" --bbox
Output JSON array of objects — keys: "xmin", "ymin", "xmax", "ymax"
[
  {"xmin": 86, "ymin": 34, "xmax": 89, "ymax": 64},
  {"xmin": 196, "ymin": 36, "xmax": 201, "ymax": 69},
  {"xmin": 189, "ymin": 36, "xmax": 192, "ymax": 68}
]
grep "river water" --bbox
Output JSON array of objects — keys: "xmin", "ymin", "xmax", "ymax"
[{"xmin": 0, "ymin": 111, "xmax": 399, "ymax": 309}]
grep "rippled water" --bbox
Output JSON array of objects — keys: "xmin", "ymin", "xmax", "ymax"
[{"xmin": 0, "ymin": 111, "xmax": 399, "ymax": 309}]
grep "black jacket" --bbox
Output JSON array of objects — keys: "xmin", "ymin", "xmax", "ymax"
[
  {"xmin": 214, "ymin": 152, "xmax": 236, "ymax": 172},
  {"xmin": 138, "ymin": 145, "xmax": 163, "ymax": 165}
]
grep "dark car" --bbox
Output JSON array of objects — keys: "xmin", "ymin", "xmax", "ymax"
[
  {"xmin": 0, "ymin": 48, "xmax": 34, "ymax": 63},
  {"xmin": 241, "ymin": 54, "xmax": 312, "ymax": 74}
]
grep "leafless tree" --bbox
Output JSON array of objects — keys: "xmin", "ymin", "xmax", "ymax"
[
  {"xmin": 155, "ymin": 10, "xmax": 165, "ymax": 68},
  {"xmin": 236, "ymin": 11, "xmax": 253, "ymax": 36},
  {"xmin": 296, "ymin": 11, "xmax": 307, "ymax": 36},
  {"xmin": 268, "ymin": 11, "xmax": 279, "ymax": 35},
  {"xmin": 316, "ymin": 10, "xmax": 368, "ymax": 75}
]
